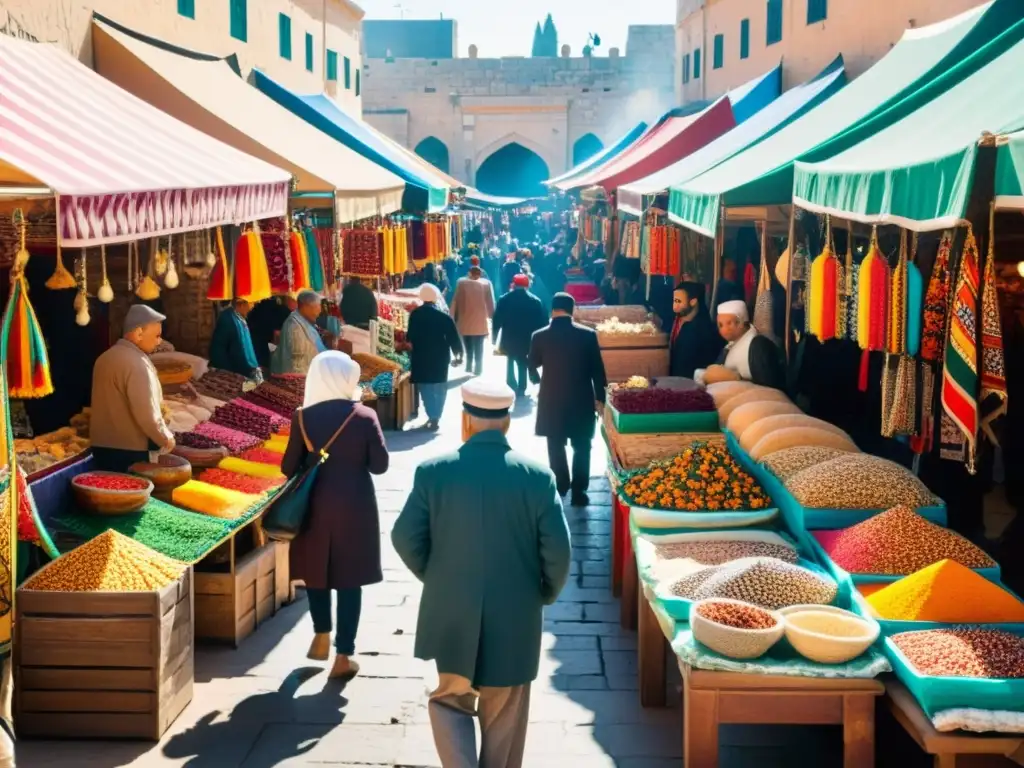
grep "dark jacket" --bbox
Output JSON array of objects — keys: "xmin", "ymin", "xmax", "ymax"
[
  {"xmin": 340, "ymin": 281, "xmax": 378, "ymax": 330},
  {"xmin": 529, "ymin": 316, "xmax": 608, "ymax": 439},
  {"xmin": 492, "ymin": 288, "xmax": 547, "ymax": 360},
  {"xmin": 407, "ymin": 303, "xmax": 463, "ymax": 384},
  {"xmin": 392, "ymin": 430, "xmax": 571, "ymax": 687},
  {"xmin": 247, "ymin": 297, "xmax": 292, "ymax": 369},
  {"xmin": 670, "ymin": 312, "xmax": 725, "ymax": 379},
  {"xmin": 281, "ymin": 400, "xmax": 389, "ymax": 590}
]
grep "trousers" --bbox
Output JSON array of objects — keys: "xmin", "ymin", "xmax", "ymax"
[
  {"xmin": 505, "ymin": 356, "xmax": 528, "ymax": 394},
  {"xmin": 419, "ymin": 382, "xmax": 449, "ymax": 422},
  {"xmin": 546, "ymin": 435, "xmax": 591, "ymax": 497},
  {"xmin": 463, "ymin": 335, "xmax": 485, "ymax": 375},
  {"xmin": 428, "ymin": 673, "xmax": 530, "ymax": 768},
  {"xmin": 306, "ymin": 587, "xmax": 362, "ymax": 655}
]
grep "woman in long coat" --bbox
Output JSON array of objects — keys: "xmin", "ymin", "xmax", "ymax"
[{"xmin": 281, "ymin": 351, "xmax": 389, "ymax": 678}]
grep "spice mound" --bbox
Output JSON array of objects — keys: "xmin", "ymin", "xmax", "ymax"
[
  {"xmin": 193, "ymin": 422, "xmax": 263, "ymax": 453},
  {"xmin": 670, "ymin": 557, "xmax": 837, "ymax": 610},
  {"xmin": 814, "ymin": 506, "xmax": 995, "ymax": 575},
  {"xmin": 786, "ymin": 454, "xmax": 939, "ymax": 509},
  {"xmin": 759, "ymin": 446, "xmax": 851, "ymax": 482},
  {"xmin": 74, "ymin": 473, "xmax": 150, "ymax": 492},
  {"xmin": 610, "ymin": 386, "xmax": 715, "ymax": 415},
  {"xmin": 865, "ymin": 560, "xmax": 1024, "ymax": 623},
  {"xmin": 24, "ymin": 530, "xmax": 184, "ymax": 592},
  {"xmin": 622, "ymin": 443, "xmax": 770, "ymax": 511},
  {"xmin": 654, "ymin": 539, "xmax": 798, "ymax": 567},
  {"xmin": 892, "ymin": 628, "xmax": 1024, "ymax": 679},
  {"xmin": 696, "ymin": 601, "xmax": 777, "ymax": 630}
]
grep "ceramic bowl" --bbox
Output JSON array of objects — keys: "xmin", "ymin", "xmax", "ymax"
[
  {"xmin": 689, "ymin": 598, "xmax": 784, "ymax": 660},
  {"xmin": 779, "ymin": 604, "xmax": 880, "ymax": 664},
  {"xmin": 129, "ymin": 454, "xmax": 193, "ymax": 497},
  {"xmin": 71, "ymin": 472, "xmax": 154, "ymax": 516}
]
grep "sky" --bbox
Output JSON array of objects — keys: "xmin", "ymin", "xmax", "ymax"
[{"xmin": 357, "ymin": 0, "xmax": 676, "ymax": 58}]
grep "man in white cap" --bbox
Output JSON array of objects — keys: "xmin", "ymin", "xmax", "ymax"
[
  {"xmin": 695, "ymin": 299, "xmax": 785, "ymax": 389},
  {"xmin": 90, "ymin": 305, "xmax": 175, "ymax": 472},
  {"xmin": 393, "ymin": 378, "xmax": 571, "ymax": 768},
  {"xmin": 406, "ymin": 283, "xmax": 463, "ymax": 429}
]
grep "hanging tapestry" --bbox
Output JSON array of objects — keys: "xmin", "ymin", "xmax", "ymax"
[
  {"xmin": 979, "ymin": 222, "xmax": 1008, "ymax": 444},
  {"xmin": 753, "ymin": 228, "xmax": 774, "ymax": 340},
  {"xmin": 921, "ymin": 230, "xmax": 955, "ymax": 363}
]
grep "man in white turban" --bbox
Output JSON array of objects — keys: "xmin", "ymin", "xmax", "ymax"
[{"xmin": 695, "ymin": 300, "xmax": 785, "ymax": 389}]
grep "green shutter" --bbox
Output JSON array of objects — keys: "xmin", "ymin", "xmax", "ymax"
[
  {"xmin": 344, "ymin": 57, "xmax": 351, "ymax": 89},
  {"xmin": 694, "ymin": 48, "xmax": 701, "ymax": 79},
  {"xmin": 177, "ymin": 0, "xmax": 195, "ymax": 19},
  {"xmin": 327, "ymin": 50, "xmax": 338, "ymax": 81},
  {"xmin": 767, "ymin": 0, "xmax": 783, "ymax": 45},
  {"xmin": 305, "ymin": 33, "xmax": 314, "ymax": 72},
  {"xmin": 740, "ymin": 19, "xmax": 750, "ymax": 59},
  {"xmin": 713, "ymin": 34, "xmax": 724, "ymax": 69},
  {"xmin": 355, "ymin": 69, "xmax": 361, "ymax": 97},
  {"xmin": 279, "ymin": 14, "xmax": 292, "ymax": 60},
  {"xmin": 807, "ymin": 0, "xmax": 827, "ymax": 24},
  {"xmin": 229, "ymin": 0, "xmax": 247, "ymax": 42}
]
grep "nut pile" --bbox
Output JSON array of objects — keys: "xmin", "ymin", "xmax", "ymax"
[
  {"xmin": 786, "ymin": 454, "xmax": 939, "ymax": 509},
  {"xmin": 670, "ymin": 557, "xmax": 838, "ymax": 610},
  {"xmin": 892, "ymin": 629, "xmax": 1024, "ymax": 679},
  {"xmin": 813, "ymin": 506, "xmax": 995, "ymax": 575},
  {"xmin": 654, "ymin": 539, "xmax": 798, "ymax": 566},
  {"xmin": 759, "ymin": 446, "xmax": 852, "ymax": 482},
  {"xmin": 696, "ymin": 601, "xmax": 777, "ymax": 630},
  {"xmin": 25, "ymin": 530, "xmax": 185, "ymax": 592}
]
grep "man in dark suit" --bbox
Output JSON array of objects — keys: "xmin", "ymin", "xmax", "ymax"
[
  {"xmin": 529, "ymin": 292, "xmax": 608, "ymax": 506},
  {"xmin": 492, "ymin": 274, "xmax": 548, "ymax": 396}
]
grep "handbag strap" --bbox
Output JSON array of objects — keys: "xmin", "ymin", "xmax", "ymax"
[{"xmin": 298, "ymin": 407, "xmax": 358, "ymax": 462}]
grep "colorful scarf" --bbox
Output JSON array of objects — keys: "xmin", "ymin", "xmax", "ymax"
[
  {"xmin": 856, "ymin": 231, "xmax": 889, "ymax": 351},
  {"xmin": 979, "ymin": 220, "xmax": 1008, "ymax": 444},
  {"xmin": 940, "ymin": 228, "xmax": 980, "ymax": 472},
  {"xmin": 921, "ymin": 230, "xmax": 954, "ymax": 363}
]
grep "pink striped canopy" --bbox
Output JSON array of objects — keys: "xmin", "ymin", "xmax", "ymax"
[{"xmin": 0, "ymin": 36, "xmax": 291, "ymax": 246}]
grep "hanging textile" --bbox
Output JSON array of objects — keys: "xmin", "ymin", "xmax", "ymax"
[
  {"xmin": 234, "ymin": 228, "xmax": 271, "ymax": 303},
  {"xmin": 979, "ymin": 208, "xmax": 1008, "ymax": 444},
  {"xmin": 753, "ymin": 225, "xmax": 774, "ymax": 340},
  {"xmin": 304, "ymin": 228, "xmax": 325, "ymax": 292},
  {"xmin": 207, "ymin": 227, "xmax": 231, "ymax": 301},
  {"xmin": 808, "ymin": 217, "xmax": 842, "ymax": 342},
  {"xmin": 743, "ymin": 262, "xmax": 756, "ymax": 306},
  {"xmin": 843, "ymin": 232, "xmax": 856, "ymax": 341},
  {"xmin": 914, "ymin": 361, "xmax": 937, "ymax": 455},
  {"xmin": 940, "ymin": 227, "xmax": 981, "ymax": 472},
  {"xmin": 290, "ymin": 230, "xmax": 312, "ymax": 292},
  {"xmin": 888, "ymin": 230, "xmax": 909, "ymax": 355},
  {"xmin": 881, "ymin": 354, "xmax": 917, "ymax": 438},
  {"xmin": 906, "ymin": 234, "xmax": 924, "ymax": 358},
  {"xmin": 342, "ymin": 228, "xmax": 384, "ymax": 276},
  {"xmin": 921, "ymin": 230, "xmax": 955, "ymax": 363},
  {"xmin": 3, "ymin": 216, "xmax": 52, "ymax": 399}
]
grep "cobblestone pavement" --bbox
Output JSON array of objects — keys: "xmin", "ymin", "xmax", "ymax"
[{"xmin": 19, "ymin": 349, "xmax": 934, "ymax": 767}]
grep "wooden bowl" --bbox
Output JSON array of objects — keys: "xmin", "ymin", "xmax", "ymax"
[
  {"xmin": 172, "ymin": 444, "xmax": 229, "ymax": 469},
  {"xmin": 71, "ymin": 472, "xmax": 153, "ymax": 516},
  {"xmin": 129, "ymin": 454, "xmax": 193, "ymax": 496}
]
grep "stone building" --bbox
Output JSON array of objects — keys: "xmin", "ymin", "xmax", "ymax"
[
  {"xmin": 0, "ymin": 0, "xmax": 365, "ymax": 115},
  {"xmin": 676, "ymin": 0, "xmax": 989, "ymax": 102},
  {"xmin": 361, "ymin": 24, "xmax": 677, "ymax": 191}
]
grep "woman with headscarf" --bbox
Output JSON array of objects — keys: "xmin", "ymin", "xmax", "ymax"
[
  {"xmin": 282, "ymin": 351, "xmax": 389, "ymax": 679},
  {"xmin": 406, "ymin": 283, "xmax": 463, "ymax": 430}
]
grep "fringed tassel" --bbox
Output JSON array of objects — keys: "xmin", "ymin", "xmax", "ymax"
[
  {"xmin": 244, "ymin": 228, "xmax": 272, "ymax": 302},
  {"xmin": 289, "ymin": 231, "xmax": 311, "ymax": 292},
  {"xmin": 207, "ymin": 227, "xmax": 232, "ymax": 301},
  {"xmin": 4, "ymin": 274, "xmax": 53, "ymax": 399},
  {"xmin": 857, "ymin": 226, "xmax": 889, "ymax": 352},
  {"xmin": 305, "ymin": 228, "xmax": 325, "ymax": 292}
]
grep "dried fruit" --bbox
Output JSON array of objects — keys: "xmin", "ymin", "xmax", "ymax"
[{"xmin": 75, "ymin": 473, "xmax": 150, "ymax": 492}]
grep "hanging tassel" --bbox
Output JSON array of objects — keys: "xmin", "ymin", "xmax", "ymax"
[
  {"xmin": 3, "ymin": 210, "xmax": 53, "ymax": 398},
  {"xmin": 135, "ymin": 241, "xmax": 161, "ymax": 301},
  {"xmin": 809, "ymin": 216, "xmax": 840, "ymax": 341},
  {"xmin": 74, "ymin": 247, "xmax": 91, "ymax": 326},
  {"xmin": 289, "ymin": 231, "xmax": 311, "ymax": 292},
  {"xmin": 888, "ymin": 230, "xmax": 908, "ymax": 355},
  {"xmin": 906, "ymin": 232, "xmax": 923, "ymax": 358},
  {"xmin": 44, "ymin": 239, "xmax": 76, "ymax": 290},
  {"xmin": 305, "ymin": 228, "xmax": 325, "ymax": 292},
  {"xmin": 857, "ymin": 225, "xmax": 889, "ymax": 352},
  {"xmin": 207, "ymin": 227, "xmax": 232, "ymax": 301},
  {"xmin": 97, "ymin": 244, "xmax": 114, "ymax": 303},
  {"xmin": 164, "ymin": 238, "xmax": 180, "ymax": 289}
]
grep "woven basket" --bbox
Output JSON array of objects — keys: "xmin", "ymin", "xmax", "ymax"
[
  {"xmin": 603, "ymin": 409, "xmax": 723, "ymax": 470},
  {"xmin": 601, "ymin": 346, "xmax": 670, "ymax": 383}
]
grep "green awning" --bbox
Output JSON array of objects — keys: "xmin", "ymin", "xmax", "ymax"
[
  {"xmin": 995, "ymin": 131, "xmax": 1024, "ymax": 209},
  {"xmin": 793, "ymin": 31, "xmax": 1024, "ymax": 230},
  {"xmin": 668, "ymin": 0, "xmax": 1024, "ymax": 236}
]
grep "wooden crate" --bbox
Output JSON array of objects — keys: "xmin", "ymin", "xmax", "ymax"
[
  {"xmin": 603, "ymin": 408, "xmax": 723, "ymax": 470},
  {"xmin": 396, "ymin": 373, "xmax": 415, "ymax": 429},
  {"xmin": 600, "ymin": 345, "xmax": 670, "ymax": 383},
  {"xmin": 194, "ymin": 534, "xmax": 287, "ymax": 647},
  {"xmin": 14, "ymin": 569, "xmax": 194, "ymax": 740}
]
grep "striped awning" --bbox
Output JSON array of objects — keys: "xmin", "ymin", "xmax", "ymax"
[{"xmin": 0, "ymin": 35, "xmax": 291, "ymax": 246}]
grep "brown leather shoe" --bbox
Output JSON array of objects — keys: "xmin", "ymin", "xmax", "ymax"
[
  {"xmin": 307, "ymin": 633, "xmax": 330, "ymax": 661},
  {"xmin": 329, "ymin": 656, "xmax": 360, "ymax": 680}
]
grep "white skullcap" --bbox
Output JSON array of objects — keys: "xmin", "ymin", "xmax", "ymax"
[
  {"xmin": 303, "ymin": 351, "xmax": 362, "ymax": 407},
  {"xmin": 461, "ymin": 378, "xmax": 515, "ymax": 418},
  {"xmin": 717, "ymin": 300, "xmax": 749, "ymax": 322},
  {"xmin": 419, "ymin": 283, "xmax": 442, "ymax": 303}
]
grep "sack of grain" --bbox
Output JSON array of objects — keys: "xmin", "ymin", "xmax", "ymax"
[
  {"xmin": 760, "ymin": 446, "xmax": 856, "ymax": 482},
  {"xmin": 739, "ymin": 414, "xmax": 852, "ymax": 454},
  {"xmin": 718, "ymin": 387, "xmax": 792, "ymax": 425},
  {"xmin": 749, "ymin": 427, "xmax": 858, "ymax": 462},
  {"xmin": 726, "ymin": 401, "xmax": 804, "ymax": 440},
  {"xmin": 785, "ymin": 454, "xmax": 939, "ymax": 509},
  {"xmin": 706, "ymin": 381, "xmax": 758, "ymax": 409}
]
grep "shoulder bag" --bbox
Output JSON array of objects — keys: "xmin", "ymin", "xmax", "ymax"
[{"xmin": 262, "ymin": 407, "xmax": 357, "ymax": 542}]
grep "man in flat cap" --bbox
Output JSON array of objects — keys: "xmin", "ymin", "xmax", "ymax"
[
  {"xmin": 393, "ymin": 379, "xmax": 570, "ymax": 768},
  {"xmin": 491, "ymin": 273, "xmax": 547, "ymax": 397},
  {"xmin": 90, "ymin": 305, "xmax": 175, "ymax": 472},
  {"xmin": 271, "ymin": 290, "xmax": 327, "ymax": 375},
  {"xmin": 696, "ymin": 299, "xmax": 785, "ymax": 389},
  {"xmin": 529, "ymin": 292, "xmax": 608, "ymax": 506}
]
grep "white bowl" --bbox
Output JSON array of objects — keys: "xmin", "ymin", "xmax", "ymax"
[
  {"xmin": 689, "ymin": 598, "xmax": 784, "ymax": 660},
  {"xmin": 780, "ymin": 604, "xmax": 880, "ymax": 664}
]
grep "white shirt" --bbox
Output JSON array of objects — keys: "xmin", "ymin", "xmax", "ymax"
[{"xmin": 695, "ymin": 325, "xmax": 758, "ymax": 386}]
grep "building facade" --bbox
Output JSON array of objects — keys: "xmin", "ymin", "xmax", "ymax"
[
  {"xmin": 676, "ymin": 0, "xmax": 988, "ymax": 103},
  {"xmin": 361, "ymin": 24, "xmax": 676, "ymax": 190},
  {"xmin": 0, "ymin": 0, "xmax": 365, "ymax": 114},
  {"xmin": 363, "ymin": 18, "xmax": 457, "ymax": 60}
]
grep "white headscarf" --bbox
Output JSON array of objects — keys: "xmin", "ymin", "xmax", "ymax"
[
  {"xmin": 303, "ymin": 351, "xmax": 362, "ymax": 407},
  {"xmin": 419, "ymin": 283, "xmax": 442, "ymax": 303}
]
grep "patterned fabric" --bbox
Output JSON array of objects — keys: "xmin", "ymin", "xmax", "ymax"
[
  {"xmin": 980, "ymin": 231, "xmax": 1008, "ymax": 443},
  {"xmin": 921, "ymin": 230, "xmax": 955, "ymax": 363},
  {"xmin": 882, "ymin": 354, "xmax": 917, "ymax": 438},
  {"xmin": 912, "ymin": 361, "xmax": 937, "ymax": 455},
  {"xmin": 753, "ymin": 240, "xmax": 774, "ymax": 341},
  {"xmin": 940, "ymin": 228, "xmax": 980, "ymax": 472}
]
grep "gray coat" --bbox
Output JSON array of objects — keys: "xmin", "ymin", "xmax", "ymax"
[{"xmin": 392, "ymin": 431, "xmax": 571, "ymax": 688}]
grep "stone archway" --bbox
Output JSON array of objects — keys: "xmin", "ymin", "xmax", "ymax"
[
  {"xmin": 572, "ymin": 133, "xmax": 604, "ymax": 166},
  {"xmin": 475, "ymin": 142, "xmax": 550, "ymax": 198},
  {"xmin": 414, "ymin": 136, "xmax": 450, "ymax": 175}
]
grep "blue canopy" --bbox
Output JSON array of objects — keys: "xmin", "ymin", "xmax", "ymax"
[
  {"xmin": 250, "ymin": 69, "xmax": 449, "ymax": 213},
  {"xmin": 544, "ymin": 122, "xmax": 648, "ymax": 188}
]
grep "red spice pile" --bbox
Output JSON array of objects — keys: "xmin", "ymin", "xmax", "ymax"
[
  {"xmin": 199, "ymin": 469, "xmax": 284, "ymax": 495},
  {"xmin": 240, "ymin": 448, "xmax": 284, "ymax": 467},
  {"xmin": 75, "ymin": 473, "xmax": 150, "ymax": 491}
]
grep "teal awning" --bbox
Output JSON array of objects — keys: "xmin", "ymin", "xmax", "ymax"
[
  {"xmin": 544, "ymin": 122, "xmax": 648, "ymax": 188},
  {"xmin": 250, "ymin": 69, "xmax": 449, "ymax": 213},
  {"xmin": 618, "ymin": 58, "xmax": 845, "ymax": 217},
  {"xmin": 995, "ymin": 130, "xmax": 1024, "ymax": 209},
  {"xmin": 794, "ymin": 29, "xmax": 1024, "ymax": 230},
  {"xmin": 668, "ymin": 0, "xmax": 1024, "ymax": 236}
]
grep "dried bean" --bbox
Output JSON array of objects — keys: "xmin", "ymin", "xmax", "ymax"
[
  {"xmin": 654, "ymin": 540, "xmax": 798, "ymax": 566},
  {"xmin": 696, "ymin": 601, "xmax": 777, "ymax": 630},
  {"xmin": 786, "ymin": 454, "xmax": 939, "ymax": 509},
  {"xmin": 670, "ymin": 556, "xmax": 837, "ymax": 610},
  {"xmin": 892, "ymin": 628, "xmax": 1024, "ymax": 678},
  {"xmin": 760, "ymin": 446, "xmax": 851, "ymax": 482}
]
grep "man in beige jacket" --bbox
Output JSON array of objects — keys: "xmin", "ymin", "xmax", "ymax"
[
  {"xmin": 450, "ymin": 257, "xmax": 494, "ymax": 376},
  {"xmin": 90, "ymin": 305, "xmax": 175, "ymax": 472}
]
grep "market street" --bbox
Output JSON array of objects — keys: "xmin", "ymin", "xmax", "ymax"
[{"xmin": 21, "ymin": 349, "xmax": 898, "ymax": 767}]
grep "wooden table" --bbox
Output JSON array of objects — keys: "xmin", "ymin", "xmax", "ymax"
[
  {"xmin": 680, "ymin": 661, "xmax": 884, "ymax": 767},
  {"xmin": 638, "ymin": 584, "xmax": 669, "ymax": 708},
  {"xmin": 886, "ymin": 681, "xmax": 1024, "ymax": 768}
]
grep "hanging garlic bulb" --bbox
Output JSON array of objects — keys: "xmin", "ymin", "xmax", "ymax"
[
  {"xmin": 75, "ymin": 291, "xmax": 91, "ymax": 326},
  {"xmin": 206, "ymin": 228, "xmax": 217, "ymax": 267},
  {"xmin": 97, "ymin": 244, "xmax": 114, "ymax": 303},
  {"xmin": 164, "ymin": 238, "xmax": 180, "ymax": 289}
]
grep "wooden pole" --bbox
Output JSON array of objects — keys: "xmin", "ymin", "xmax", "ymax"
[{"xmin": 784, "ymin": 204, "xmax": 797, "ymax": 362}]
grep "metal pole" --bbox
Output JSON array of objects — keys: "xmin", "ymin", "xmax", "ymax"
[{"xmin": 784, "ymin": 204, "xmax": 796, "ymax": 362}]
